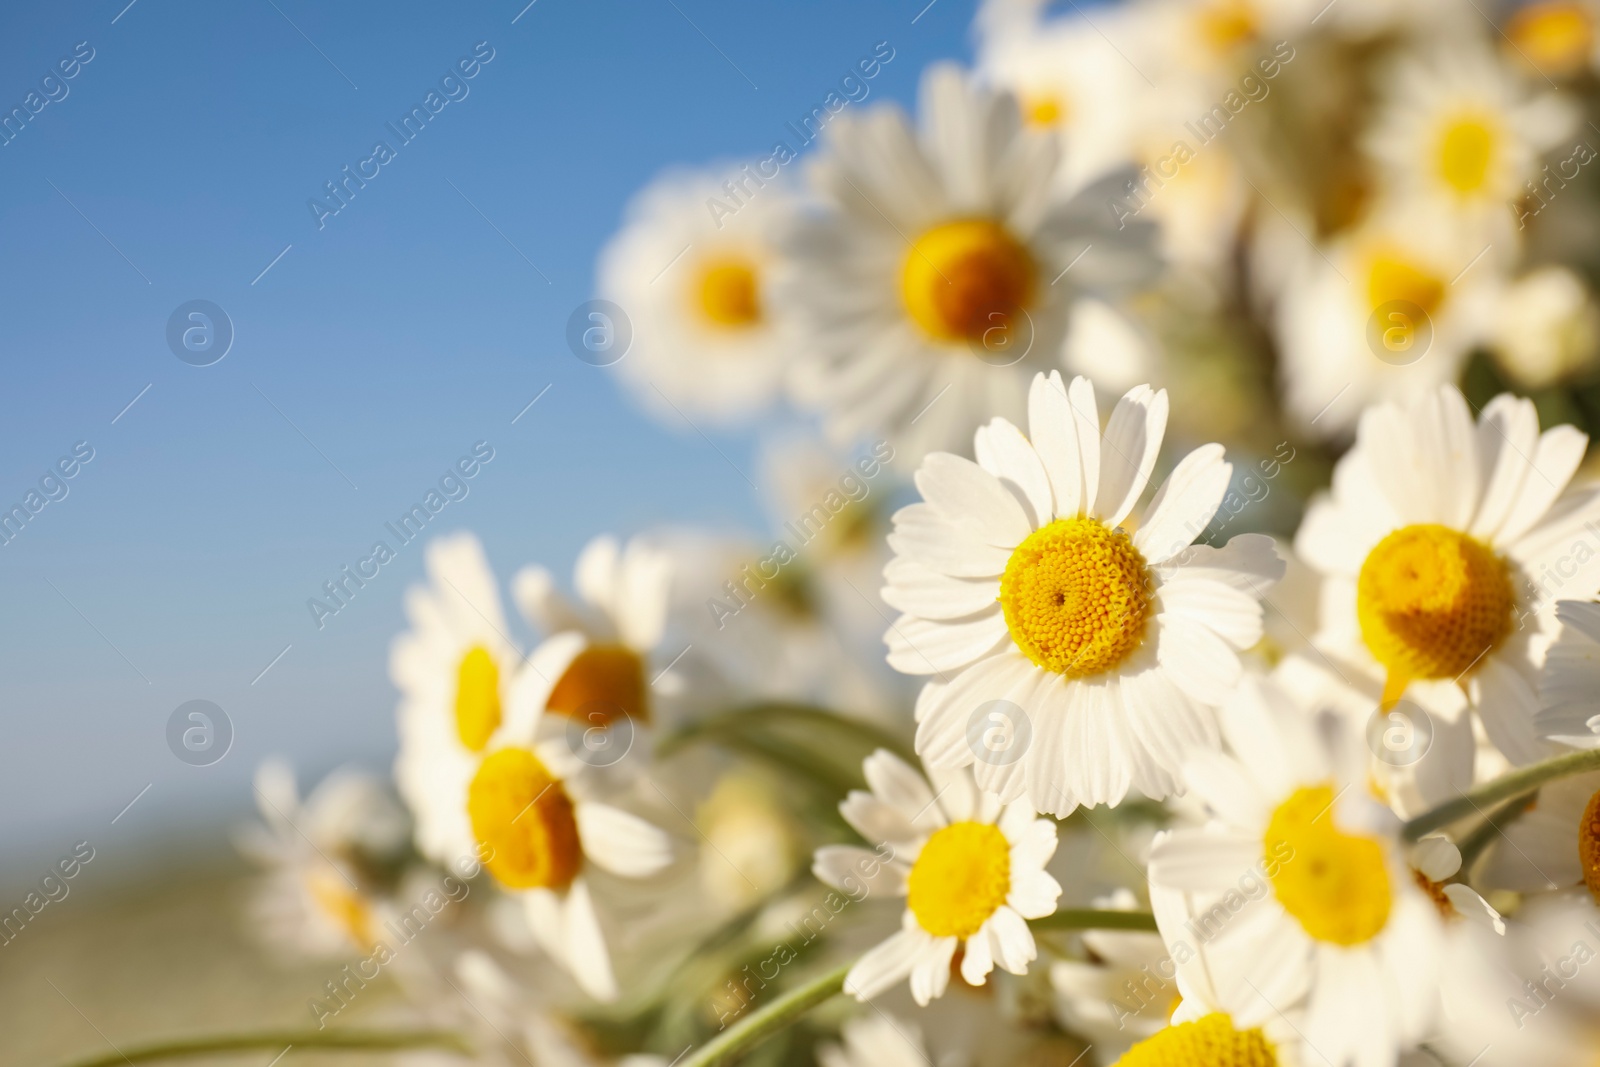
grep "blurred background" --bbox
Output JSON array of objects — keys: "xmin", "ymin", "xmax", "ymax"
[{"xmin": 0, "ymin": 1, "xmax": 967, "ymax": 1059}]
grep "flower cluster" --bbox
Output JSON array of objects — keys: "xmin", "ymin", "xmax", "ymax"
[{"xmin": 224, "ymin": 3, "xmax": 1600, "ymax": 1067}]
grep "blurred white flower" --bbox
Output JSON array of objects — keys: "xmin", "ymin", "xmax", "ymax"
[{"xmin": 598, "ymin": 163, "xmax": 796, "ymax": 424}]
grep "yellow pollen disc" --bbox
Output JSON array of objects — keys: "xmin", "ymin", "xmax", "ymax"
[
  {"xmin": 1197, "ymin": 0, "xmax": 1260, "ymax": 51},
  {"xmin": 1113, "ymin": 1013, "xmax": 1278, "ymax": 1067},
  {"xmin": 1508, "ymin": 2, "xmax": 1594, "ymax": 76},
  {"xmin": 901, "ymin": 219, "xmax": 1035, "ymax": 344},
  {"xmin": 455, "ymin": 644, "xmax": 502, "ymax": 752},
  {"xmin": 467, "ymin": 748, "xmax": 582, "ymax": 891},
  {"xmin": 1436, "ymin": 114, "xmax": 1497, "ymax": 195},
  {"xmin": 1023, "ymin": 92, "xmax": 1068, "ymax": 127},
  {"xmin": 1577, "ymin": 788, "xmax": 1600, "ymax": 903},
  {"xmin": 695, "ymin": 257, "xmax": 762, "ymax": 329},
  {"xmin": 1264, "ymin": 784, "xmax": 1392, "ymax": 945},
  {"xmin": 546, "ymin": 643, "xmax": 648, "ymax": 726},
  {"xmin": 906, "ymin": 822, "xmax": 1011, "ymax": 938},
  {"xmin": 1356, "ymin": 524, "xmax": 1514, "ymax": 700},
  {"xmin": 1366, "ymin": 252, "xmax": 1445, "ymax": 317},
  {"xmin": 999, "ymin": 518, "xmax": 1151, "ymax": 678},
  {"xmin": 307, "ymin": 869, "xmax": 377, "ymax": 949}
]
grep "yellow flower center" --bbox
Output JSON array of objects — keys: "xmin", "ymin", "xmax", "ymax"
[
  {"xmin": 1366, "ymin": 252, "xmax": 1445, "ymax": 317},
  {"xmin": 1508, "ymin": 2, "xmax": 1594, "ymax": 76},
  {"xmin": 901, "ymin": 219, "xmax": 1035, "ymax": 344},
  {"xmin": 1578, "ymin": 788, "xmax": 1600, "ymax": 903},
  {"xmin": 1197, "ymin": 0, "xmax": 1260, "ymax": 51},
  {"xmin": 1436, "ymin": 114, "xmax": 1498, "ymax": 195},
  {"xmin": 1264, "ymin": 785, "xmax": 1392, "ymax": 945},
  {"xmin": 1022, "ymin": 92, "xmax": 1068, "ymax": 127},
  {"xmin": 467, "ymin": 747, "xmax": 582, "ymax": 891},
  {"xmin": 1357, "ymin": 524, "xmax": 1514, "ymax": 704},
  {"xmin": 546, "ymin": 642, "xmax": 648, "ymax": 726},
  {"xmin": 999, "ymin": 518, "xmax": 1151, "ymax": 678},
  {"xmin": 696, "ymin": 257, "xmax": 762, "ymax": 329},
  {"xmin": 455, "ymin": 644, "xmax": 502, "ymax": 752},
  {"xmin": 1114, "ymin": 1013, "xmax": 1278, "ymax": 1067},
  {"xmin": 906, "ymin": 822, "xmax": 1011, "ymax": 938},
  {"xmin": 306, "ymin": 868, "xmax": 377, "ymax": 949}
]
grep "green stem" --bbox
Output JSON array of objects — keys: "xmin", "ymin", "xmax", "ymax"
[
  {"xmin": 659, "ymin": 704, "xmax": 917, "ymax": 766},
  {"xmin": 53, "ymin": 1029, "xmax": 471, "ymax": 1067},
  {"xmin": 1402, "ymin": 747, "xmax": 1600, "ymax": 841},
  {"xmin": 1029, "ymin": 908, "xmax": 1160, "ymax": 932},
  {"xmin": 677, "ymin": 961, "xmax": 852, "ymax": 1067},
  {"xmin": 1453, "ymin": 791, "xmax": 1538, "ymax": 875}
]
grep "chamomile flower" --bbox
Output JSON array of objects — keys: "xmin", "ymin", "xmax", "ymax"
[
  {"xmin": 812, "ymin": 750, "xmax": 1062, "ymax": 1005},
  {"xmin": 1489, "ymin": 266, "xmax": 1600, "ymax": 390},
  {"xmin": 1146, "ymin": 675, "xmax": 1444, "ymax": 1067},
  {"xmin": 410, "ymin": 673, "xmax": 674, "ymax": 1001},
  {"xmin": 236, "ymin": 759, "xmax": 407, "ymax": 960},
  {"xmin": 1364, "ymin": 44, "xmax": 1575, "ymax": 233},
  {"xmin": 883, "ymin": 371, "xmax": 1283, "ymax": 816},
  {"xmin": 781, "ymin": 63, "xmax": 1160, "ymax": 460},
  {"xmin": 392, "ymin": 533, "xmax": 521, "ymax": 862},
  {"xmin": 1274, "ymin": 207, "xmax": 1499, "ymax": 436},
  {"xmin": 598, "ymin": 164, "xmax": 794, "ymax": 424},
  {"xmin": 512, "ymin": 534, "xmax": 686, "ymax": 757},
  {"xmin": 1295, "ymin": 385, "xmax": 1600, "ymax": 792}
]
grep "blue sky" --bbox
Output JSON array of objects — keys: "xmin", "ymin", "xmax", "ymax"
[{"xmin": 0, "ymin": 0, "xmax": 975, "ymax": 875}]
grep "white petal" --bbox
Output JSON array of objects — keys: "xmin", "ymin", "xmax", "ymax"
[
  {"xmin": 845, "ymin": 927, "xmax": 923, "ymax": 1002},
  {"xmin": 888, "ymin": 504, "xmax": 1011, "ymax": 578},
  {"xmin": 1067, "ymin": 376, "xmax": 1102, "ymax": 516},
  {"xmin": 1180, "ymin": 750, "xmax": 1267, "ymax": 828},
  {"xmin": 1147, "ymin": 827, "xmax": 1261, "ymax": 891},
  {"xmin": 812, "ymin": 845, "xmax": 909, "ymax": 898},
  {"xmin": 974, "ymin": 417, "xmax": 1053, "ymax": 528},
  {"xmin": 908, "ymin": 933, "xmax": 956, "ymax": 1005},
  {"xmin": 985, "ymin": 905, "xmax": 1037, "ymax": 975},
  {"xmin": 1495, "ymin": 424, "xmax": 1589, "ymax": 546},
  {"xmin": 1156, "ymin": 576, "xmax": 1264, "ymax": 650},
  {"xmin": 886, "ymin": 609, "xmax": 1009, "ymax": 675},
  {"xmin": 1028, "ymin": 371, "xmax": 1081, "ymax": 519},
  {"xmin": 1470, "ymin": 393, "xmax": 1541, "ymax": 541},
  {"xmin": 576, "ymin": 803, "xmax": 672, "ymax": 877},
  {"xmin": 1095, "ymin": 385, "xmax": 1168, "ymax": 528},
  {"xmin": 562, "ymin": 878, "xmax": 618, "ymax": 1001},
  {"xmin": 1135, "ymin": 444, "xmax": 1231, "ymax": 564},
  {"xmin": 882, "ymin": 556, "xmax": 999, "ymax": 620},
  {"xmin": 1155, "ymin": 616, "xmax": 1243, "ymax": 706},
  {"xmin": 960, "ymin": 925, "xmax": 995, "ymax": 985},
  {"xmin": 1469, "ymin": 658, "xmax": 1552, "ymax": 766},
  {"xmin": 915, "ymin": 452, "xmax": 1031, "ymax": 548},
  {"xmin": 863, "ymin": 748, "xmax": 941, "ymax": 827}
]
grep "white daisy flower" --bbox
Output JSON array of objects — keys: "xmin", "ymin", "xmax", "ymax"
[
  {"xmin": 1147, "ymin": 675, "xmax": 1445, "ymax": 1067},
  {"xmin": 412, "ymin": 673, "xmax": 673, "ymax": 1002},
  {"xmin": 1295, "ymin": 385, "xmax": 1600, "ymax": 800},
  {"xmin": 817, "ymin": 1013, "xmax": 930, "ymax": 1067},
  {"xmin": 883, "ymin": 370, "xmax": 1284, "ymax": 816},
  {"xmin": 1489, "ymin": 266, "xmax": 1600, "ymax": 390},
  {"xmin": 781, "ymin": 63, "xmax": 1160, "ymax": 460},
  {"xmin": 812, "ymin": 749, "xmax": 1062, "ymax": 1005},
  {"xmin": 236, "ymin": 759, "xmax": 407, "ymax": 960},
  {"xmin": 511, "ymin": 534, "xmax": 685, "ymax": 757},
  {"xmin": 1364, "ymin": 44, "xmax": 1576, "ymax": 234},
  {"xmin": 1274, "ymin": 206, "xmax": 1499, "ymax": 436},
  {"xmin": 598, "ymin": 163, "xmax": 794, "ymax": 424},
  {"xmin": 392, "ymin": 533, "xmax": 521, "ymax": 863}
]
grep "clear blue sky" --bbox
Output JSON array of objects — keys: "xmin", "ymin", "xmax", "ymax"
[{"xmin": 0, "ymin": 0, "xmax": 976, "ymax": 876}]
